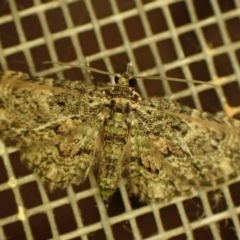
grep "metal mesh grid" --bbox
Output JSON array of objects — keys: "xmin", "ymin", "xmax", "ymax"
[{"xmin": 1, "ymin": 0, "xmax": 240, "ymax": 239}]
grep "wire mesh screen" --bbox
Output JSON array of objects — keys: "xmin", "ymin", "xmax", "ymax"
[{"xmin": 1, "ymin": 0, "xmax": 240, "ymax": 239}]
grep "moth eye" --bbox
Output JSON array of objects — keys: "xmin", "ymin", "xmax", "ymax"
[
  {"xmin": 114, "ymin": 76, "xmax": 119, "ymax": 84},
  {"xmin": 129, "ymin": 78, "xmax": 137, "ymax": 87}
]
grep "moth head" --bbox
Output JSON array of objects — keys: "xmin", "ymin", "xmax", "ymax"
[
  {"xmin": 114, "ymin": 75, "xmax": 137, "ymax": 88},
  {"xmin": 113, "ymin": 62, "xmax": 137, "ymax": 88}
]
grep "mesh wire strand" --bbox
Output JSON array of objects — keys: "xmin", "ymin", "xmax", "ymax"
[{"xmin": 0, "ymin": 0, "xmax": 240, "ymax": 239}]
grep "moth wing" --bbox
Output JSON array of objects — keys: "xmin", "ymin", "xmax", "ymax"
[
  {"xmin": 0, "ymin": 71, "xmax": 104, "ymax": 147},
  {"xmin": 20, "ymin": 121, "xmax": 102, "ymax": 191},
  {"xmin": 125, "ymin": 98, "xmax": 240, "ymax": 202}
]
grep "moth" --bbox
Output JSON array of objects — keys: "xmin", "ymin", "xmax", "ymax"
[{"xmin": 1, "ymin": 63, "xmax": 240, "ymax": 203}]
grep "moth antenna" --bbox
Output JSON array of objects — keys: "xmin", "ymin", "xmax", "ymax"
[
  {"xmin": 133, "ymin": 74, "xmax": 219, "ymax": 88},
  {"xmin": 44, "ymin": 61, "xmax": 219, "ymax": 89},
  {"xmin": 43, "ymin": 61, "xmax": 119, "ymax": 77}
]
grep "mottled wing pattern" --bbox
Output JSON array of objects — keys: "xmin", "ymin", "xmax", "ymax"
[
  {"xmin": 126, "ymin": 98, "xmax": 240, "ymax": 202},
  {"xmin": 1, "ymin": 67, "xmax": 240, "ymax": 203},
  {"xmin": 0, "ymin": 71, "xmax": 105, "ymax": 189},
  {"xmin": 21, "ymin": 123, "xmax": 101, "ymax": 190}
]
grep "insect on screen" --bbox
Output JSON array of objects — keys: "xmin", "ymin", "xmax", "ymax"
[{"xmin": 1, "ymin": 0, "xmax": 240, "ymax": 240}]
